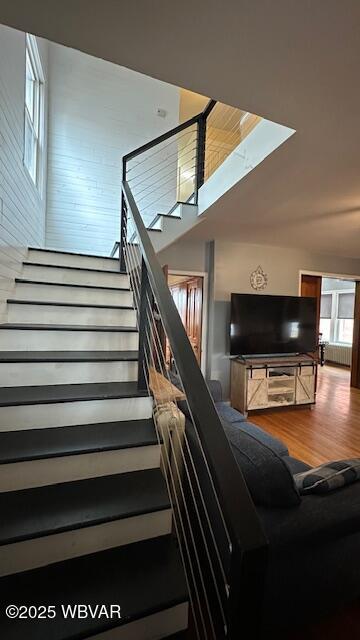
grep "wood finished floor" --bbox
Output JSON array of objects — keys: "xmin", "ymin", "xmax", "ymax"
[{"xmin": 251, "ymin": 364, "xmax": 360, "ymax": 466}]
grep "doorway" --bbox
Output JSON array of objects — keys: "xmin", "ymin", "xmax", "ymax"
[
  {"xmin": 167, "ymin": 272, "xmax": 205, "ymax": 368},
  {"xmin": 300, "ymin": 273, "xmax": 359, "ymax": 388}
]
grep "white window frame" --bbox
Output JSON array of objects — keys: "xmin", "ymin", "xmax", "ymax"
[
  {"xmin": 334, "ymin": 292, "xmax": 354, "ymax": 345},
  {"xmin": 320, "ymin": 290, "xmax": 355, "ymax": 346},
  {"xmin": 24, "ymin": 34, "xmax": 45, "ymax": 193}
]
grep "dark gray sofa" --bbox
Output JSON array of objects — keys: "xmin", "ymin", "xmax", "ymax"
[{"xmin": 208, "ymin": 379, "xmax": 360, "ymax": 634}]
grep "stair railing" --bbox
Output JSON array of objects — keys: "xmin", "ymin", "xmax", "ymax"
[
  {"xmin": 121, "ymin": 163, "xmax": 268, "ymax": 638},
  {"xmin": 119, "ymin": 98, "xmax": 261, "ymax": 269},
  {"xmin": 120, "ymin": 111, "xmax": 203, "ymax": 269}
]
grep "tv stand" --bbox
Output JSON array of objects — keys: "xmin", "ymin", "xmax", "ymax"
[{"xmin": 230, "ymin": 354, "xmax": 317, "ymax": 416}]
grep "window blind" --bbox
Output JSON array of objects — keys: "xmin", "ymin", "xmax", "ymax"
[
  {"xmin": 338, "ymin": 292, "xmax": 355, "ymax": 319},
  {"xmin": 320, "ymin": 294, "xmax": 332, "ymax": 319}
]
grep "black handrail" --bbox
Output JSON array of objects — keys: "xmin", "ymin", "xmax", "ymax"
[
  {"xmin": 196, "ymin": 99, "xmax": 217, "ymax": 191},
  {"xmin": 120, "ymin": 94, "xmax": 268, "ymax": 636},
  {"xmin": 123, "ymin": 113, "xmax": 201, "ymax": 163},
  {"xmin": 122, "ymin": 178, "xmax": 268, "ymax": 637},
  {"xmin": 203, "ymin": 98, "xmax": 217, "ymax": 119},
  {"xmin": 120, "ymin": 98, "xmax": 216, "ymax": 268}
]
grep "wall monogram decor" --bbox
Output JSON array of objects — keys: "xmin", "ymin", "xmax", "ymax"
[{"xmin": 250, "ymin": 265, "xmax": 268, "ymax": 291}]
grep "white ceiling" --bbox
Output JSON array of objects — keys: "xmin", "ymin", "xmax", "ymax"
[{"xmin": 1, "ymin": 0, "xmax": 360, "ymax": 257}]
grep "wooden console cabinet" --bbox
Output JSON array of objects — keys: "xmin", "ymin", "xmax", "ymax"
[{"xmin": 230, "ymin": 355, "xmax": 317, "ymax": 416}]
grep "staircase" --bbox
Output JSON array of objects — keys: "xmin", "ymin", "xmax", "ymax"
[
  {"xmin": 0, "ymin": 98, "xmax": 268, "ymax": 640},
  {"xmin": 0, "ymin": 247, "xmax": 188, "ymax": 640}
]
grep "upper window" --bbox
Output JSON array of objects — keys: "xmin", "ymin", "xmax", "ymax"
[{"xmin": 24, "ymin": 34, "xmax": 45, "ymax": 190}]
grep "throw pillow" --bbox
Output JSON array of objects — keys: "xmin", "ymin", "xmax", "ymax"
[{"xmin": 294, "ymin": 459, "xmax": 360, "ymax": 495}]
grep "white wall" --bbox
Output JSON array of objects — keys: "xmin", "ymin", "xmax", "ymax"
[
  {"xmin": 158, "ymin": 239, "xmax": 206, "ymax": 272},
  {"xmin": 213, "ymin": 241, "xmax": 360, "ymax": 396},
  {"xmin": 46, "ymin": 44, "xmax": 180, "ymax": 256},
  {"xmin": 214, "ymin": 242, "xmax": 360, "ymax": 301},
  {"xmin": 0, "ymin": 25, "xmax": 48, "ymax": 316},
  {"xmin": 198, "ymin": 118, "xmax": 295, "ymax": 216},
  {"xmin": 158, "ymin": 237, "xmax": 360, "ymax": 397}
]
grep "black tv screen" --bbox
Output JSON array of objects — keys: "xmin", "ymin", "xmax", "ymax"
[{"xmin": 230, "ymin": 293, "xmax": 317, "ymax": 356}]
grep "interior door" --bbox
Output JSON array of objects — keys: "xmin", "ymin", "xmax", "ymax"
[
  {"xmin": 301, "ymin": 274, "xmax": 322, "ymax": 353},
  {"xmin": 351, "ymin": 281, "xmax": 360, "ymax": 388},
  {"xmin": 169, "ymin": 276, "xmax": 203, "ymax": 365},
  {"xmin": 167, "ymin": 281, "xmax": 187, "ymax": 367},
  {"xmin": 186, "ymin": 277, "xmax": 203, "ymax": 364},
  {"xmin": 170, "ymin": 283, "xmax": 188, "ymax": 326}
]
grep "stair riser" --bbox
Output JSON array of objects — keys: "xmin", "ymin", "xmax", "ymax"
[
  {"xmin": 0, "ymin": 329, "xmax": 139, "ymax": 351},
  {"xmin": 7, "ymin": 303, "xmax": 136, "ymax": 327},
  {"xmin": 0, "ymin": 510, "xmax": 172, "ymax": 576},
  {"xmin": 0, "ymin": 396, "xmax": 153, "ymax": 431},
  {"xmin": 0, "ymin": 445, "xmax": 161, "ymax": 492},
  {"xmin": 0, "ymin": 361, "xmax": 138, "ymax": 386},
  {"xmin": 28, "ymin": 250, "xmax": 120, "ymax": 271},
  {"xmin": 91, "ymin": 604, "xmax": 188, "ymax": 640},
  {"xmin": 14, "ymin": 282, "xmax": 133, "ymax": 306},
  {"xmin": 23, "ymin": 264, "xmax": 129, "ymax": 289}
]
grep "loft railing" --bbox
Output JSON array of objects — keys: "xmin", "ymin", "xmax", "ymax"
[
  {"xmin": 119, "ymin": 99, "xmax": 260, "ymax": 269},
  {"xmin": 120, "ymin": 98, "xmax": 267, "ymax": 639}
]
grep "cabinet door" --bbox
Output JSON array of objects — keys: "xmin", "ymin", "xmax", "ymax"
[
  {"xmin": 249, "ymin": 369, "xmax": 266, "ymax": 380},
  {"xmin": 247, "ymin": 378, "xmax": 268, "ymax": 409},
  {"xmin": 296, "ymin": 375, "xmax": 315, "ymax": 404}
]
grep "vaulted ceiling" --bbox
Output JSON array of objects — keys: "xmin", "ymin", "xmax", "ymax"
[{"xmin": 1, "ymin": 0, "xmax": 360, "ymax": 256}]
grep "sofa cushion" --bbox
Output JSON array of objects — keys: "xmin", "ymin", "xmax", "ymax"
[
  {"xmin": 295, "ymin": 459, "xmax": 360, "ymax": 495},
  {"xmin": 206, "ymin": 379, "xmax": 223, "ymax": 403},
  {"xmin": 215, "ymin": 402, "xmax": 246, "ymax": 423},
  {"xmin": 233, "ymin": 420, "xmax": 289, "ymax": 457},
  {"xmin": 283, "ymin": 455, "xmax": 311, "ymax": 475},
  {"xmin": 222, "ymin": 420, "xmax": 300, "ymax": 508},
  {"xmin": 215, "ymin": 404, "xmax": 289, "ymax": 457}
]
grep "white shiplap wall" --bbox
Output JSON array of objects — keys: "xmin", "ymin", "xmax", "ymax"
[
  {"xmin": 46, "ymin": 44, "xmax": 180, "ymax": 256},
  {"xmin": 0, "ymin": 26, "xmax": 48, "ymax": 317}
]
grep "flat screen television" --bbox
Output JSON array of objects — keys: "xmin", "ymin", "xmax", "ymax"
[{"xmin": 230, "ymin": 293, "xmax": 317, "ymax": 356}]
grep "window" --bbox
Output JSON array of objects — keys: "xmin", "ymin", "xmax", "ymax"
[
  {"xmin": 336, "ymin": 292, "xmax": 355, "ymax": 344},
  {"xmin": 320, "ymin": 293, "xmax": 332, "ymax": 319},
  {"xmin": 337, "ymin": 318, "xmax": 354, "ymax": 344},
  {"xmin": 320, "ymin": 288, "xmax": 355, "ymax": 345},
  {"xmin": 24, "ymin": 34, "xmax": 44, "ymax": 190},
  {"xmin": 319, "ymin": 293, "xmax": 332, "ymax": 342},
  {"xmin": 319, "ymin": 318, "xmax": 331, "ymax": 342}
]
